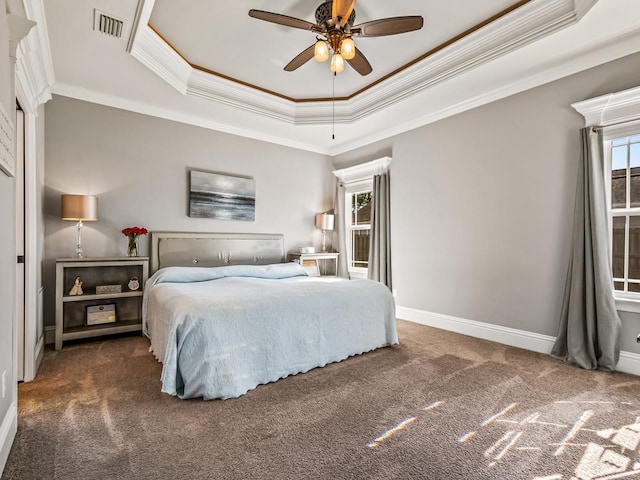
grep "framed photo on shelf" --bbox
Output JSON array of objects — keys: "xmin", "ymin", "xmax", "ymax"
[{"xmin": 86, "ymin": 304, "xmax": 117, "ymax": 326}]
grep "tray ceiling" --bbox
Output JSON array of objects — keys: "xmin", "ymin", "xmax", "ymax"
[
  {"xmin": 148, "ymin": 0, "xmax": 526, "ymax": 101},
  {"xmin": 42, "ymin": 0, "xmax": 640, "ymax": 154}
]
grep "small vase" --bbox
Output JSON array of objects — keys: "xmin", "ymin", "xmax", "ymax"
[{"xmin": 127, "ymin": 236, "xmax": 138, "ymax": 257}]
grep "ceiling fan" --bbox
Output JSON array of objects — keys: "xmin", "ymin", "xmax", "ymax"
[{"xmin": 248, "ymin": 0, "xmax": 424, "ymax": 76}]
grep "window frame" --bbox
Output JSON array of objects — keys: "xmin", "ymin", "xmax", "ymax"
[
  {"xmin": 604, "ymin": 126, "xmax": 640, "ymax": 311},
  {"xmin": 332, "ymin": 156, "xmax": 392, "ymax": 280},
  {"xmin": 345, "ymin": 180, "xmax": 373, "ymax": 279},
  {"xmin": 572, "ymin": 86, "xmax": 640, "ymax": 313}
]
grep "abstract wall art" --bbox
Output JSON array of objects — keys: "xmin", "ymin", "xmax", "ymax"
[{"xmin": 189, "ymin": 170, "xmax": 255, "ymax": 221}]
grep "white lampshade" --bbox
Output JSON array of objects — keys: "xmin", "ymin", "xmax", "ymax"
[
  {"xmin": 330, "ymin": 53, "xmax": 345, "ymax": 73},
  {"xmin": 315, "ymin": 213, "xmax": 335, "ymax": 231},
  {"xmin": 61, "ymin": 195, "xmax": 98, "ymax": 221},
  {"xmin": 314, "ymin": 40, "xmax": 329, "ymax": 62},
  {"xmin": 340, "ymin": 37, "xmax": 355, "ymax": 60}
]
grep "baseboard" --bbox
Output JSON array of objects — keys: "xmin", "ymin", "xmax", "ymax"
[
  {"xmin": 0, "ymin": 402, "xmax": 17, "ymax": 476},
  {"xmin": 396, "ymin": 306, "xmax": 640, "ymax": 377},
  {"xmin": 616, "ymin": 350, "xmax": 640, "ymax": 376},
  {"xmin": 396, "ymin": 306, "xmax": 556, "ymax": 354},
  {"xmin": 44, "ymin": 325, "xmax": 55, "ymax": 345}
]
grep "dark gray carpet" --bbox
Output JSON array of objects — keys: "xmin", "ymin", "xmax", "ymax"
[{"xmin": 4, "ymin": 320, "xmax": 640, "ymax": 480}]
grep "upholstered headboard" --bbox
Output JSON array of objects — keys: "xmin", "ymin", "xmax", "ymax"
[{"xmin": 150, "ymin": 232, "xmax": 285, "ymax": 273}]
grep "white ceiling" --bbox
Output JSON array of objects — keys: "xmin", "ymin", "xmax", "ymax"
[
  {"xmin": 40, "ymin": 0, "xmax": 640, "ymax": 155},
  {"xmin": 149, "ymin": 0, "xmax": 515, "ymax": 100}
]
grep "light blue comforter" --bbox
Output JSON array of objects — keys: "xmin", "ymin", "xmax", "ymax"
[{"xmin": 143, "ymin": 264, "xmax": 398, "ymax": 400}]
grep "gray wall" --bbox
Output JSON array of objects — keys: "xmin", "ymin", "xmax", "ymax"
[
  {"xmin": 0, "ymin": 5, "xmax": 17, "ymax": 471},
  {"xmin": 334, "ymin": 52, "xmax": 640, "ymax": 354},
  {"xmin": 44, "ymin": 96, "xmax": 335, "ymax": 326}
]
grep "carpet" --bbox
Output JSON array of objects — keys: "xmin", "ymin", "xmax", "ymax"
[{"xmin": 3, "ymin": 320, "xmax": 640, "ymax": 480}]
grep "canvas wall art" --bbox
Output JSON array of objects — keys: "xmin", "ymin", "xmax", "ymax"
[{"xmin": 189, "ymin": 170, "xmax": 256, "ymax": 221}]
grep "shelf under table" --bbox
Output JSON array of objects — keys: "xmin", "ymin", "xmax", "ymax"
[{"xmin": 62, "ymin": 319, "xmax": 142, "ymax": 341}]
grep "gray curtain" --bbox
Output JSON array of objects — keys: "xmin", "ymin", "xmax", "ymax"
[
  {"xmin": 334, "ymin": 181, "xmax": 350, "ymax": 278},
  {"xmin": 368, "ymin": 172, "xmax": 392, "ymax": 289},
  {"xmin": 551, "ymin": 128, "xmax": 621, "ymax": 371}
]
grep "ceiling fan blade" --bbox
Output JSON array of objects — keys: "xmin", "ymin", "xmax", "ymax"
[
  {"xmin": 249, "ymin": 9, "xmax": 319, "ymax": 32},
  {"xmin": 347, "ymin": 47, "xmax": 372, "ymax": 76},
  {"xmin": 284, "ymin": 44, "xmax": 316, "ymax": 72},
  {"xmin": 353, "ymin": 16, "xmax": 424, "ymax": 37},
  {"xmin": 331, "ymin": 0, "xmax": 338, "ymax": 26},
  {"xmin": 338, "ymin": 0, "xmax": 356, "ymax": 28}
]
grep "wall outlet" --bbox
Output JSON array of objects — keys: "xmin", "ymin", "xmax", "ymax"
[
  {"xmin": 637, "ymin": 334, "xmax": 640, "ymax": 343},
  {"xmin": 392, "ymin": 288, "xmax": 398, "ymax": 298},
  {"xmin": 1, "ymin": 371, "xmax": 5, "ymax": 399}
]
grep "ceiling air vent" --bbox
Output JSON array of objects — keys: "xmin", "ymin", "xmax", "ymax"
[{"xmin": 93, "ymin": 9, "xmax": 126, "ymax": 38}]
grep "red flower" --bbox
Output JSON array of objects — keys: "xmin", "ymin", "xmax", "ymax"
[{"xmin": 122, "ymin": 226, "xmax": 148, "ymax": 237}]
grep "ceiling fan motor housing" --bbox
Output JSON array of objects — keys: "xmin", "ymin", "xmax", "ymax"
[{"xmin": 315, "ymin": 1, "xmax": 356, "ymax": 28}]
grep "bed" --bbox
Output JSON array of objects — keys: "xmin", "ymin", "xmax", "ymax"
[{"xmin": 143, "ymin": 232, "xmax": 398, "ymax": 400}]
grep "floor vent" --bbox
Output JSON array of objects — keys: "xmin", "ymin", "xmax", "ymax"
[{"xmin": 94, "ymin": 9, "xmax": 126, "ymax": 38}]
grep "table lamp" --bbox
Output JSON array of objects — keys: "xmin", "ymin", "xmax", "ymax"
[
  {"xmin": 61, "ymin": 194, "xmax": 98, "ymax": 258},
  {"xmin": 315, "ymin": 213, "xmax": 334, "ymax": 253}
]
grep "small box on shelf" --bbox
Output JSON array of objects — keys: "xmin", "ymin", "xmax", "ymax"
[
  {"xmin": 95, "ymin": 285, "xmax": 122, "ymax": 295},
  {"xmin": 86, "ymin": 304, "xmax": 117, "ymax": 325}
]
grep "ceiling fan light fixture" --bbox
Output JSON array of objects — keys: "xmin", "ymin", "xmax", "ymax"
[
  {"xmin": 314, "ymin": 40, "xmax": 330, "ymax": 62},
  {"xmin": 249, "ymin": 1, "xmax": 424, "ymax": 76},
  {"xmin": 340, "ymin": 37, "xmax": 355, "ymax": 60},
  {"xmin": 330, "ymin": 52, "xmax": 345, "ymax": 73}
]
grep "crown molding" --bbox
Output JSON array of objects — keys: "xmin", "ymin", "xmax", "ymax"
[
  {"xmin": 187, "ymin": 69, "xmax": 296, "ymax": 123},
  {"xmin": 572, "ymin": 84, "xmax": 640, "ymax": 127},
  {"xmin": 15, "ymin": 0, "xmax": 54, "ymax": 113},
  {"xmin": 328, "ymin": 24, "xmax": 640, "ymax": 155},
  {"xmin": 129, "ymin": 0, "xmax": 600, "ymax": 125},
  {"xmin": 51, "ymin": 21, "xmax": 640, "ymax": 157},
  {"xmin": 129, "ymin": 25, "xmax": 191, "ymax": 95},
  {"xmin": 325, "ymin": 0, "xmax": 600, "ymax": 124}
]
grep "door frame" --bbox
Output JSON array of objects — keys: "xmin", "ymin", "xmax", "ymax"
[
  {"xmin": 15, "ymin": 91, "xmax": 41, "ymax": 382},
  {"xmin": 15, "ymin": 107, "xmax": 24, "ymax": 382}
]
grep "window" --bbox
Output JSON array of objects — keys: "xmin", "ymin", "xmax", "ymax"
[
  {"xmin": 332, "ymin": 156, "xmax": 391, "ymax": 279},
  {"xmin": 573, "ymin": 85, "xmax": 640, "ymax": 311},
  {"xmin": 609, "ymin": 134, "xmax": 640, "ymax": 295},
  {"xmin": 347, "ymin": 188, "xmax": 373, "ymax": 273}
]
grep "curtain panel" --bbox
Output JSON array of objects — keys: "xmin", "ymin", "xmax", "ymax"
[
  {"xmin": 368, "ymin": 172, "xmax": 392, "ymax": 289},
  {"xmin": 551, "ymin": 128, "xmax": 621, "ymax": 371}
]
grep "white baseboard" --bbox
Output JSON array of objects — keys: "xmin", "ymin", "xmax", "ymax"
[
  {"xmin": 0, "ymin": 402, "xmax": 17, "ymax": 476},
  {"xmin": 396, "ymin": 305, "xmax": 640, "ymax": 377},
  {"xmin": 44, "ymin": 325, "xmax": 54, "ymax": 345},
  {"xmin": 617, "ymin": 350, "xmax": 640, "ymax": 376}
]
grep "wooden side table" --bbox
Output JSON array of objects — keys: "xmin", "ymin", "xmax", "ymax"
[{"xmin": 55, "ymin": 257, "xmax": 149, "ymax": 350}]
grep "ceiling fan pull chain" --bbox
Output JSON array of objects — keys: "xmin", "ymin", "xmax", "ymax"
[{"xmin": 332, "ymin": 71, "xmax": 336, "ymax": 140}]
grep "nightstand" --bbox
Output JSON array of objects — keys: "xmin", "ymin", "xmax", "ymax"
[
  {"xmin": 55, "ymin": 257, "xmax": 149, "ymax": 350},
  {"xmin": 288, "ymin": 252, "xmax": 340, "ymax": 276}
]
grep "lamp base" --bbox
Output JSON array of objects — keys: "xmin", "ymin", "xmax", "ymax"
[{"xmin": 76, "ymin": 220, "xmax": 84, "ymax": 258}]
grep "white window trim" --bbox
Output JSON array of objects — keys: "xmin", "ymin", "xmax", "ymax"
[
  {"xmin": 345, "ymin": 181, "xmax": 373, "ymax": 278},
  {"xmin": 333, "ymin": 157, "xmax": 392, "ymax": 277},
  {"xmin": 605, "ymin": 136, "xmax": 640, "ymax": 302},
  {"xmin": 572, "ymin": 86, "xmax": 640, "ymax": 313},
  {"xmin": 332, "ymin": 156, "xmax": 391, "ymax": 184}
]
